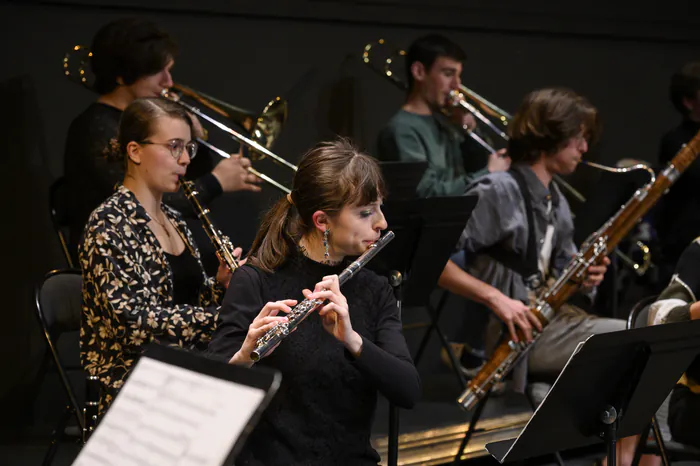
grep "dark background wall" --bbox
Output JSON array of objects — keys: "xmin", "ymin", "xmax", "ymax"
[{"xmin": 1, "ymin": 0, "xmax": 698, "ymax": 434}]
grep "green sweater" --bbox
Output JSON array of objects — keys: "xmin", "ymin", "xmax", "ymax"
[{"xmin": 376, "ymin": 109, "xmax": 488, "ymax": 198}]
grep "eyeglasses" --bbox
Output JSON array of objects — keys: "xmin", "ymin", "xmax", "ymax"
[{"xmin": 139, "ymin": 139, "xmax": 198, "ymax": 160}]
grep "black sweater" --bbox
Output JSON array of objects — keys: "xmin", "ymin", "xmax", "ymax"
[{"xmin": 207, "ymin": 254, "xmax": 421, "ymax": 466}]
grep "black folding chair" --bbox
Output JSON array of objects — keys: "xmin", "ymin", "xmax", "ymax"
[
  {"xmin": 627, "ymin": 295, "xmax": 700, "ymax": 466},
  {"xmin": 34, "ymin": 269, "xmax": 86, "ymax": 465},
  {"xmin": 48, "ymin": 176, "xmax": 75, "ymax": 268}
]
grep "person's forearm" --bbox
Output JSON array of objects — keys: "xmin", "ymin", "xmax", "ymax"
[
  {"xmin": 351, "ymin": 336, "xmax": 421, "ymax": 409},
  {"xmin": 438, "ymin": 259, "xmax": 502, "ymax": 309}
]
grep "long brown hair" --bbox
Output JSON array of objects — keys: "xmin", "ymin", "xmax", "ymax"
[
  {"xmin": 248, "ymin": 138, "xmax": 387, "ymax": 272},
  {"xmin": 507, "ymin": 88, "xmax": 600, "ymax": 164}
]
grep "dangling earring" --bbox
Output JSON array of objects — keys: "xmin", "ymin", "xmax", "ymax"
[{"xmin": 323, "ymin": 228, "xmax": 330, "ymax": 262}]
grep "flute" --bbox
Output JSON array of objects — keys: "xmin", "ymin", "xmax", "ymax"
[{"xmin": 250, "ymin": 231, "xmax": 395, "ymax": 362}]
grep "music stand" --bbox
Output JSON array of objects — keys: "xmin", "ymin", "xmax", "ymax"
[
  {"xmin": 379, "ymin": 161, "xmax": 428, "ymax": 201},
  {"xmin": 485, "ymin": 320, "xmax": 700, "ymax": 466},
  {"xmin": 369, "ymin": 194, "xmax": 479, "ymax": 466},
  {"xmin": 73, "ymin": 345, "xmax": 281, "ymax": 466}
]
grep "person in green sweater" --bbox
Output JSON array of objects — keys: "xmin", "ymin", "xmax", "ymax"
[{"xmin": 376, "ymin": 34, "xmax": 510, "ymax": 198}]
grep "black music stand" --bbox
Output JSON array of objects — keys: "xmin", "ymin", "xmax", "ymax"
[
  {"xmin": 379, "ymin": 161, "xmax": 428, "ymax": 201},
  {"xmin": 369, "ymin": 194, "xmax": 478, "ymax": 466},
  {"xmin": 485, "ymin": 320, "xmax": 700, "ymax": 466}
]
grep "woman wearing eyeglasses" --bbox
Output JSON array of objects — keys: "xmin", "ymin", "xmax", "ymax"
[{"xmin": 79, "ymin": 97, "xmax": 236, "ymax": 416}]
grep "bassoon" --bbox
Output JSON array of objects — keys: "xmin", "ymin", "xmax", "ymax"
[{"xmin": 458, "ymin": 129, "xmax": 700, "ymax": 411}]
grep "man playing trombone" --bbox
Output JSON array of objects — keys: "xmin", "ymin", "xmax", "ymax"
[
  {"xmin": 63, "ymin": 17, "xmax": 262, "ymax": 265},
  {"xmin": 375, "ymin": 34, "xmax": 510, "ymax": 372},
  {"xmin": 376, "ymin": 34, "xmax": 510, "ymax": 198}
]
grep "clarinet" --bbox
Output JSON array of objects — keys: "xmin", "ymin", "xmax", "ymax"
[
  {"xmin": 251, "ymin": 230, "xmax": 395, "ymax": 362},
  {"xmin": 180, "ymin": 180, "xmax": 239, "ymax": 272},
  {"xmin": 457, "ymin": 128, "xmax": 700, "ymax": 411}
]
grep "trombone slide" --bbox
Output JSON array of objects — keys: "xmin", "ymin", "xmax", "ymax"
[{"xmin": 197, "ymin": 138, "xmax": 291, "ymax": 194}]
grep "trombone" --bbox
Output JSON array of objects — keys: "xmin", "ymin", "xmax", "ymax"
[
  {"xmin": 363, "ymin": 38, "xmax": 654, "ymax": 274},
  {"xmin": 161, "ymin": 87, "xmax": 295, "ymax": 194},
  {"xmin": 63, "ymin": 45, "xmax": 295, "ymax": 194},
  {"xmin": 363, "ymin": 39, "xmax": 586, "ymax": 201},
  {"xmin": 363, "ymin": 40, "xmax": 509, "ymax": 158}
]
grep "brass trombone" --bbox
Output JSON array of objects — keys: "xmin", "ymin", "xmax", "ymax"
[
  {"xmin": 363, "ymin": 39, "xmax": 510, "ymax": 161},
  {"xmin": 362, "ymin": 39, "xmax": 589, "ymax": 200},
  {"xmin": 161, "ymin": 87, "xmax": 295, "ymax": 194},
  {"xmin": 63, "ymin": 45, "xmax": 295, "ymax": 194}
]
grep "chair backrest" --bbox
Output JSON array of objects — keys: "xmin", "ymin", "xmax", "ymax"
[
  {"xmin": 36, "ymin": 269, "xmax": 82, "ymax": 338},
  {"xmin": 35, "ymin": 268, "xmax": 85, "ymax": 434},
  {"xmin": 49, "ymin": 175, "xmax": 76, "ymax": 268},
  {"xmin": 627, "ymin": 294, "xmax": 659, "ymax": 330}
]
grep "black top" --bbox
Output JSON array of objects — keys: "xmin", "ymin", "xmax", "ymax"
[
  {"xmin": 207, "ymin": 253, "xmax": 421, "ymax": 466},
  {"xmin": 655, "ymin": 118, "xmax": 700, "ymax": 270},
  {"xmin": 164, "ymin": 245, "xmax": 203, "ymax": 306},
  {"xmin": 63, "ymin": 102, "xmax": 223, "ymax": 264}
]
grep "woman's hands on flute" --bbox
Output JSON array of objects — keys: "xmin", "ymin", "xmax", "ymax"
[
  {"xmin": 304, "ymin": 274, "xmax": 363, "ymax": 357},
  {"xmin": 228, "ymin": 299, "xmax": 296, "ymax": 367}
]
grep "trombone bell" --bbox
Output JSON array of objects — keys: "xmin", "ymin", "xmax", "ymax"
[
  {"xmin": 250, "ymin": 97, "xmax": 288, "ymax": 161},
  {"xmin": 161, "ymin": 86, "xmax": 297, "ymax": 193}
]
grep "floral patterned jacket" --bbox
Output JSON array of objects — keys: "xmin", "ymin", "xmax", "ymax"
[{"xmin": 79, "ymin": 185, "xmax": 223, "ymax": 413}]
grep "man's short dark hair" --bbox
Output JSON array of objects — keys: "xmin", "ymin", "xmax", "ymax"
[
  {"xmin": 507, "ymin": 88, "xmax": 600, "ymax": 164},
  {"xmin": 90, "ymin": 17, "xmax": 178, "ymax": 95},
  {"xmin": 405, "ymin": 34, "xmax": 466, "ymax": 91},
  {"xmin": 669, "ymin": 62, "xmax": 700, "ymax": 116}
]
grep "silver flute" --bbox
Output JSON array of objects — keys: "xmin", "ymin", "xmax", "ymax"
[{"xmin": 250, "ymin": 230, "xmax": 395, "ymax": 362}]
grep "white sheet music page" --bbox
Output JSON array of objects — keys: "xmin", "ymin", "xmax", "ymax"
[{"xmin": 73, "ymin": 356, "xmax": 266, "ymax": 466}]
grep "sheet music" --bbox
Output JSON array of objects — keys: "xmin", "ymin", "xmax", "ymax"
[{"xmin": 73, "ymin": 356, "xmax": 266, "ymax": 466}]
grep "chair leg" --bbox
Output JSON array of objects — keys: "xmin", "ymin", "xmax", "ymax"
[
  {"xmin": 553, "ymin": 450, "xmax": 566, "ymax": 466},
  {"xmin": 650, "ymin": 416, "xmax": 670, "ymax": 466},
  {"xmin": 631, "ymin": 422, "xmax": 652, "ymax": 466},
  {"xmin": 43, "ymin": 405, "xmax": 72, "ymax": 466}
]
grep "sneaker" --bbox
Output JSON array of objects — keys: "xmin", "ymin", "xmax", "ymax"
[
  {"xmin": 442, "ymin": 344, "xmax": 509, "ymax": 396},
  {"xmin": 441, "ymin": 343, "xmax": 486, "ymax": 378},
  {"xmin": 459, "ymin": 346, "xmax": 486, "ymax": 378},
  {"xmin": 440, "ymin": 342, "xmax": 465, "ymax": 369}
]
